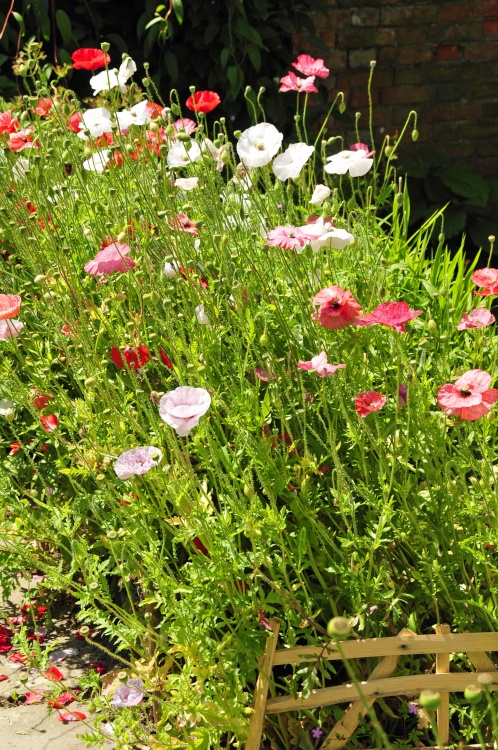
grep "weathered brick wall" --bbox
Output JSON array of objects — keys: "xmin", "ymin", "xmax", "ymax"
[{"xmin": 311, "ymin": 0, "xmax": 498, "ymax": 174}]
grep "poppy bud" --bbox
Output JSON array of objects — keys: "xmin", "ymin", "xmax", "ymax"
[
  {"xmin": 419, "ymin": 690, "xmax": 441, "ymax": 710},
  {"xmin": 412, "ymin": 129, "xmax": 419, "ymax": 141},
  {"xmin": 395, "ymin": 193, "xmax": 403, "ymax": 207},
  {"xmin": 428, "ymin": 319, "xmax": 438, "ymax": 332},
  {"xmin": 177, "ymin": 131, "xmax": 191, "ymax": 142},
  {"xmin": 327, "ymin": 617, "xmax": 351, "ymax": 640},
  {"xmin": 339, "ymin": 101, "xmax": 346, "ymax": 114},
  {"xmin": 4, "ymin": 409, "xmax": 14, "ymax": 423},
  {"xmin": 234, "ymin": 130, "xmax": 241, "ymax": 139},
  {"xmin": 84, "ymin": 377, "xmax": 96, "ymax": 387},
  {"xmin": 101, "ymin": 42, "xmax": 110, "ymax": 52},
  {"xmin": 464, "ymin": 685, "xmax": 483, "ymax": 704}
]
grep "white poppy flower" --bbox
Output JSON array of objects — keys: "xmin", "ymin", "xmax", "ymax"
[
  {"xmin": 167, "ymin": 141, "xmax": 202, "ymax": 168},
  {"xmin": 12, "ymin": 158, "xmax": 30, "ymax": 182},
  {"xmin": 0, "ymin": 398, "xmax": 14, "ymax": 415},
  {"xmin": 310, "ymin": 184, "xmax": 331, "ymax": 205},
  {"xmin": 272, "ymin": 143, "xmax": 314, "ymax": 181},
  {"xmin": 82, "ymin": 150, "xmax": 111, "ymax": 173},
  {"xmin": 89, "ymin": 57, "xmax": 136, "ymax": 96},
  {"xmin": 78, "ymin": 107, "xmax": 113, "ymax": 140},
  {"xmin": 115, "ymin": 100, "xmax": 150, "ymax": 132},
  {"xmin": 164, "ymin": 261, "xmax": 180, "ymax": 278},
  {"xmin": 202, "ymin": 139, "xmax": 230, "ymax": 171},
  {"xmin": 324, "ymin": 149, "xmax": 373, "ymax": 178},
  {"xmin": 175, "ymin": 177, "xmax": 199, "ymax": 191},
  {"xmin": 236, "ymin": 122, "xmax": 283, "ymax": 168},
  {"xmin": 299, "ymin": 217, "xmax": 354, "ymax": 251},
  {"xmin": 195, "ymin": 304, "xmax": 210, "ymax": 325}
]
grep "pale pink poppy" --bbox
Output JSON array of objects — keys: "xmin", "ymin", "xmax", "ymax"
[
  {"xmin": 437, "ymin": 369, "xmax": 498, "ymax": 421},
  {"xmin": 297, "ymin": 351, "xmax": 346, "ymax": 378},
  {"xmin": 0, "ymin": 319, "xmax": 23, "ymax": 340},
  {"xmin": 312, "ymin": 285, "xmax": 361, "ymax": 330},
  {"xmin": 255, "ymin": 367, "xmax": 276, "ymax": 382},
  {"xmin": 350, "ymin": 142, "xmax": 375, "ymax": 158},
  {"xmin": 279, "ymin": 72, "xmax": 318, "ymax": 93},
  {"xmin": 0, "ymin": 294, "xmax": 21, "ymax": 320},
  {"xmin": 355, "ymin": 391, "xmax": 387, "ymax": 417},
  {"xmin": 159, "ymin": 386, "xmax": 211, "ymax": 437},
  {"xmin": 472, "ymin": 268, "xmax": 498, "ymax": 296},
  {"xmin": 114, "ymin": 446, "xmax": 163, "ymax": 480},
  {"xmin": 457, "ymin": 308, "xmax": 495, "ymax": 330},
  {"xmin": 267, "ymin": 225, "xmax": 314, "ymax": 251},
  {"xmin": 84, "ymin": 242, "xmax": 136, "ymax": 276},
  {"xmin": 354, "ymin": 301, "xmax": 422, "ymax": 333},
  {"xmin": 292, "ymin": 54, "xmax": 329, "ymax": 79}
]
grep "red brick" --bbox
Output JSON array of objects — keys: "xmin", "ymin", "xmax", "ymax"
[
  {"xmin": 436, "ymin": 81, "xmax": 469, "ymax": 101},
  {"xmin": 350, "ymin": 89, "xmax": 380, "ymax": 108},
  {"xmin": 349, "ymin": 48, "xmax": 377, "ymax": 68},
  {"xmin": 441, "ymin": 21, "xmax": 483, "ymax": 41},
  {"xmin": 337, "ymin": 27, "xmax": 396, "ymax": 48},
  {"xmin": 472, "ymin": 0, "xmax": 498, "ymax": 17},
  {"xmin": 381, "ymin": 85, "xmax": 434, "ymax": 106},
  {"xmin": 484, "ymin": 19, "xmax": 498, "ymax": 35},
  {"xmin": 397, "ymin": 26, "xmax": 439, "ymax": 45},
  {"xmin": 480, "ymin": 100, "xmax": 498, "ymax": 117},
  {"xmin": 394, "ymin": 68, "xmax": 427, "ymax": 85},
  {"xmin": 435, "ymin": 43, "xmax": 463, "ymax": 60},
  {"xmin": 440, "ymin": 2, "xmax": 471, "ymax": 21},
  {"xmin": 433, "ymin": 121, "xmax": 465, "ymax": 140},
  {"xmin": 424, "ymin": 102, "xmax": 476, "ymax": 121},
  {"xmin": 377, "ymin": 47, "xmax": 399, "ymax": 64},
  {"xmin": 472, "ymin": 79, "xmax": 498, "ymax": 97},
  {"xmin": 391, "ymin": 107, "xmax": 431, "ymax": 128},
  {"xmin": 437, "ymin": 141, "xmax": 475, "ymax": 158},
  {"xmin": 397, "ymin": 47, "xmax": 434, "ymax": 64},
  {"xmin": 472, "ymin": 156, "xmax": 498, "ymax": 176},
  {"xmin": 350, "ymin": 7, "xmax": 380, "ymax": 26},
  {"xmin": 382, "ymin": 6, "xmax": 438, "ymax": 25},
  {"xmin": 335, "ymin": 69, "xmax": 393, "ymax": 89},
  {"xmin": 465, "ymin": 41, "xmax": 498, "ymax": 60}
]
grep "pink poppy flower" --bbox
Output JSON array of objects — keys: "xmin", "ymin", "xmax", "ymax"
[
  {"xmin": 0, "ymin": 110, "xmax": 19, "ymax": 134},
  {"xmin": 255, "ymin": 367, "xmax": 276, "ymax": 382},
  {"xmin": 267, "ymin": 225, "xmax": 314, "ymax": 251},
  {"xmin": 159, "ymin": 386, "xmax": 211, "ymax": 437},
  {"xmin": 58, "ymin": 711, "xmax": 86, "ymax": 722},
  {"xmin": 0, "ymin": 319, "xmax": 23, "ymax": 340},
  {"xmin": 84, "ymin": 242, "xmax": 136, "ymax": 276},
  {"xmin": 110, "ymin": 678, "xmax": 144, "ymax": 707},
  {"xmin": 355, "ymin": 391, "xmax": 387, "ymax": 417},
  {"xmin": 437, "ymin": 369, "xmax": 498, "ymax": 421},
  {"xmin": 457, "ymin": 308, "xmax": 496, "ymax": 330},
  {"xmin": 169, "ymin": 213, "xmax": 198, "ymax": 235},
  {"xmin": 171, "ymin": 118, "xmax": 198, "ymax": 136},
  {"xmin": 35, "ymin": 98, "xmax": 53, "ymax": 117},
  {"xmin": 292, "ymin": 54, "xmax": 330, "ymax": 78},
  {"xmin": 279, "ymin": 72, "xmax": 318, "ymax": 93},
  {"xmin": 40, "ymin": 414, "xmax": 58, "ymax": 432},
  {"xmin": 297, "ymin": 351, "xmax": 346, "ymax": 377},
  {"xmin": 47, "ymin": 691, "xmax": 74, "ymax": 708},
  {"xmin": 8, "ymin": 127, "xmax": 40, "ymax": 151},
  {"xmin": 25, "ymin": 691, "xmax": 44, "ymax": 704},
  {"xmin": 66, "ymin": 112, "xmax": 83, "ymax": 133},
  {"xmin": 350, "ymin": 142, "xmax": 375, "ymax": 158},
  {"xmin": 398, "ymin": 384, "xmax": 408, "ymax": 408},
  {"xmin": 0, "ymin": 294, "xmax": 21, "ymax": 320},
  {"xmin": 472, "ymin": 268, "xmax": 498, "ymax": 296},
  {"xmin": 354, "ymin": 301, "xmax": 423, "ymax": 333},
  {"xmin": 114, "ymin": 446, "xmax": 163, "ymax": 480},
  {"xmin": 312, "ymin": 285, "xmax": 361, "ymax": 330}
]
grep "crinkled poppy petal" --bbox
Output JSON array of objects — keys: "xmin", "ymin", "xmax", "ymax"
[
  {"xmin": 58, "ymin": 711, "xmax": 86, "ymax": 722},
  {"xmin": 455, "ymin": 369, "xmax": 492, "ymax": 393}
]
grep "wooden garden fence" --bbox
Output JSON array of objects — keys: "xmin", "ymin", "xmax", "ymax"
[{"xmin": 245, "ymin": 621, "xmax": 498, "ymax": 749}]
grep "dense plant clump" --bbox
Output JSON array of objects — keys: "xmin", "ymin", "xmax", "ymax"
[{"xmin": 1, "ymin": 42, "xmax": 498, "ymax": 749}]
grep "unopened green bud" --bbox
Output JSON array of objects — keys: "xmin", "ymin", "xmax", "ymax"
[
  {"xmin": 327, "ymin": 617, "xmax": 351, "ymax": 640},
  {"xmin": 117, "ymin": 231, "xmax": 127, "ymax": 243},
  {"xmin": 259, "ymin": 331, "xmax": 269, "ymax": 346},
  {"xmin": 142, "ymin": 78, "xmax": 150, "ymax": 88},
  {"xmin": 427, "ymin": 319, "xmax": 438, "ymax": 333},
  {"xmin": 84, "ymin": 377, "xmax": 97, "ymax": 387},
  {"xmin": 4, "ymin": 409, "xmax": 14, "ymax": 423},
  {"xmin": 412, "ymin": 129, "xmax": 419, "ymax": 142},
  {"xmin": 101, "ymin": 42, "xmax": 110, "ymax": 52},
  {"xmin": 234, "ymin": 130, "xmax": 241, "ymax": 139},
  {"xmin": 419, "ymin": 690, "xmax": 441, "ymax": 711},
  {"xmin": 395, "ymin": 193, "xmax": 403, "ymax": 207},
  {"xmin": 34, "ymin": 274, "xmax": 46, "ymax": 284},
  {"xmin": 339, "ymin": 101, "xmax": 346, "ymax": 114}
]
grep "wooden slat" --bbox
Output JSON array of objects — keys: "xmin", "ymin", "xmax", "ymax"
[
  {"xmin": 272, "ymin": 632, "xmax": 498, "ymax": 665},
  {"xmin": 321, "ymin": 628, "xmax": 416, "ymax": 750},
  {"xmin": 435, "ymin": 624, "xmax": 451, "ymax": 746},
  {"xmin": 265, "ymin": 672, "xmax": 498, "ymax": 714},
  {"xmin": 245, "ymin": 619, "xmax": 280, "ymax": 750}
]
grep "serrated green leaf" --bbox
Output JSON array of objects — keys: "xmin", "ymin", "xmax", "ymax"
[
  {"xmin": 55, "ymin": 10, "xmax": 72, "ymax": 46},
  {"xmin": 439, "ymin": 162, "xmax": 489, "ymax": 204}
]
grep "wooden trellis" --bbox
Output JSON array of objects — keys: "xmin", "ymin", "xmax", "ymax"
[{"xmin": 245, "ymin": 622, "xmax": 498, "ymax": 750}]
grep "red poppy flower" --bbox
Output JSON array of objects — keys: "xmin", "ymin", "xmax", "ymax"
[
  {"xmin": 8, "ymin": 653, "xmax": 27, "ymax": 663},
  {"xmin": 47, "ymin": 691, "xmax": 74, "ymax": 708},
  {"xmin": 31, "ymin": 390, "xmax": 52, "ymax": 409},
  {"xmin": 45, "ymin": 666, "xmax": 64, "ymax": 682},
  {"xmin": 40, "ymin": 415, "xmax": 58, "ymax": 432},
  {"xmin": 66, "ymin": 112, "xmax": 83, "ymax": 133},
  {"xmin": 71, "ymin": 48, "xmax": 111, "ymax": 71},
  {"xmin": 8, "ymin": 127, "xmax": 40, "ymax": 152},
  {"xmin": 457, "ymin": 308, "xmax": 496, "ymax": 329},
  {"xmin": 354, "ymin": 301, "xmax": 422, "ymax": 333},
  {"xmin": 437, "ymin": 369, "xmax": 498, "ymax": 421},
  {"xmin": 355, "ymin": 391, "xmax": 387, "ymax": 418},
  {"xmin": 312, "ymin": 285, "xmax": 361, "ymax": 330},
  {"xmin": 0, "ymin": 675, "xmax": 8, "ymax": 682},
  {"xmin": 9, "ymin": 443, "xmax": 22, "ymax": 455},
  {"xmin": 35, "ymin": 98, "xmax": 53, "ymax": 117},
  {"xmin": 145, "ymin": 102, "xmax": 163, "ymax": 119},
  {"xmin": 89, "ymin": 660, "xmax": 107, "ymax": 674},
  {"xmin": 110, "ymin": 346, "xmax": 149, "ymax": 370},
  {"xmin": 25, "ymin": 691, "xmax": 44, "ymax": 704},
  {"xmin": 169, "ymin": 213, "xmax": 199, "ymax": 235},
  {"xmin": 159, "ymin": 349, "xmax": 173, "ymax": 369},
  {"xmin": 0, "ymin": 294, "xmax": 21, "ymax": 320},
  {"xmin": 58, "ymin": 711, "xmax": 86, "ymax": 722},
  {"xmin": 0, "ymin": 110, "xmax": 19, "ymax": 134},
  {"xmin": 193, "ymin": 537, "xmax": 209, "ymax": 556},
  {"xmin": 186, "ymin": 90, "xmax": 221, "ymax": 114},
  {"xmin": 472, "ymin": 268, "xmax": 498, "ymax": 296}
]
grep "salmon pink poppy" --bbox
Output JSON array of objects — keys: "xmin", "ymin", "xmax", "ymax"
[
  {"xmin": 110, "ymin": 346, "xmax": 149, "ymax": 370},
  {"xmin": 47, "ymin": 691, "xmax": 74, "ymax": 708},
  {"xmin": 84, "ymin": 242, "xmax": 136, "ymax": 276},
  {"xmin": 292, "ymin": 54, "xmax": 330, "ymax": 79},
  {"xmin": 0, "ymin": 110, "xmax": 19, "ymax": 134},
  {"xmin": 8, "ymin": 127, "xmax": 40, "ymax": 151},
  {"xmin": 58, "ymin": 711, "xmax": 86, "ymax": 722},
  {"xmin": 71, "ymin": 48, "xmax": 111, "ymax": 70},
  {"xmin": 35, "ymin": 98, "xmax": 53, "ymax": 117},
  {"xmin": 279, "ymin": 72, "xmax": 318, "ymax": 93},
  {"xmin": 354, "ymin": 301, "xmax": 422, "ymax": 333},
  {"xmin": 267, "ymin": 225, "xmax": 314, "ymax": 251},
  {"xmin": 186, "ymin": 90, "xmax": 221, "ymax": 114},
  {"xmin": 159, "ymin": 386, "xmax": 211, "ymax": 437},
  {"xmin": 457, "ymin": 308, "xmax": 496, "ymax": 330},
  {"xmin": 437, "ymin": 369, "xmax": 498, "ymax": 421},
  {"xmin": 355, "ymin": 391, "xmax": 387, "ymax": 417},
  {"xmin": 297, "ymin": 351, "xmax": 346, "ymax": 377},
  {"xmin": 312, "ymin": 285, "xmax": 361, "ymax": 330},
  {"xmin": 472, "ymin": 268, "xmax": 498, "ymax": 296},
  {"xmin": 255, "ymin": 367, "xmax": 276, "ymax": 382},
  {"xmin": 40, "ymin": 415, "xmax": 58, "ymax": 432},
  {"xmin": 0, "ymin": 294, "xmax": 21, "ymax": 320},
  {"xmin": 169, "ymin": 213, "xmax": 198, "ymax": 235},
  {"xmin": 25, "ymin": 691, "xmax": 44, "ymax": 704}
]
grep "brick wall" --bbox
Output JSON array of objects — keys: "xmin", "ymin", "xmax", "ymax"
[{"xmin": 310, "ymin": 0, "xmax": 498, "ymax": 175}]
